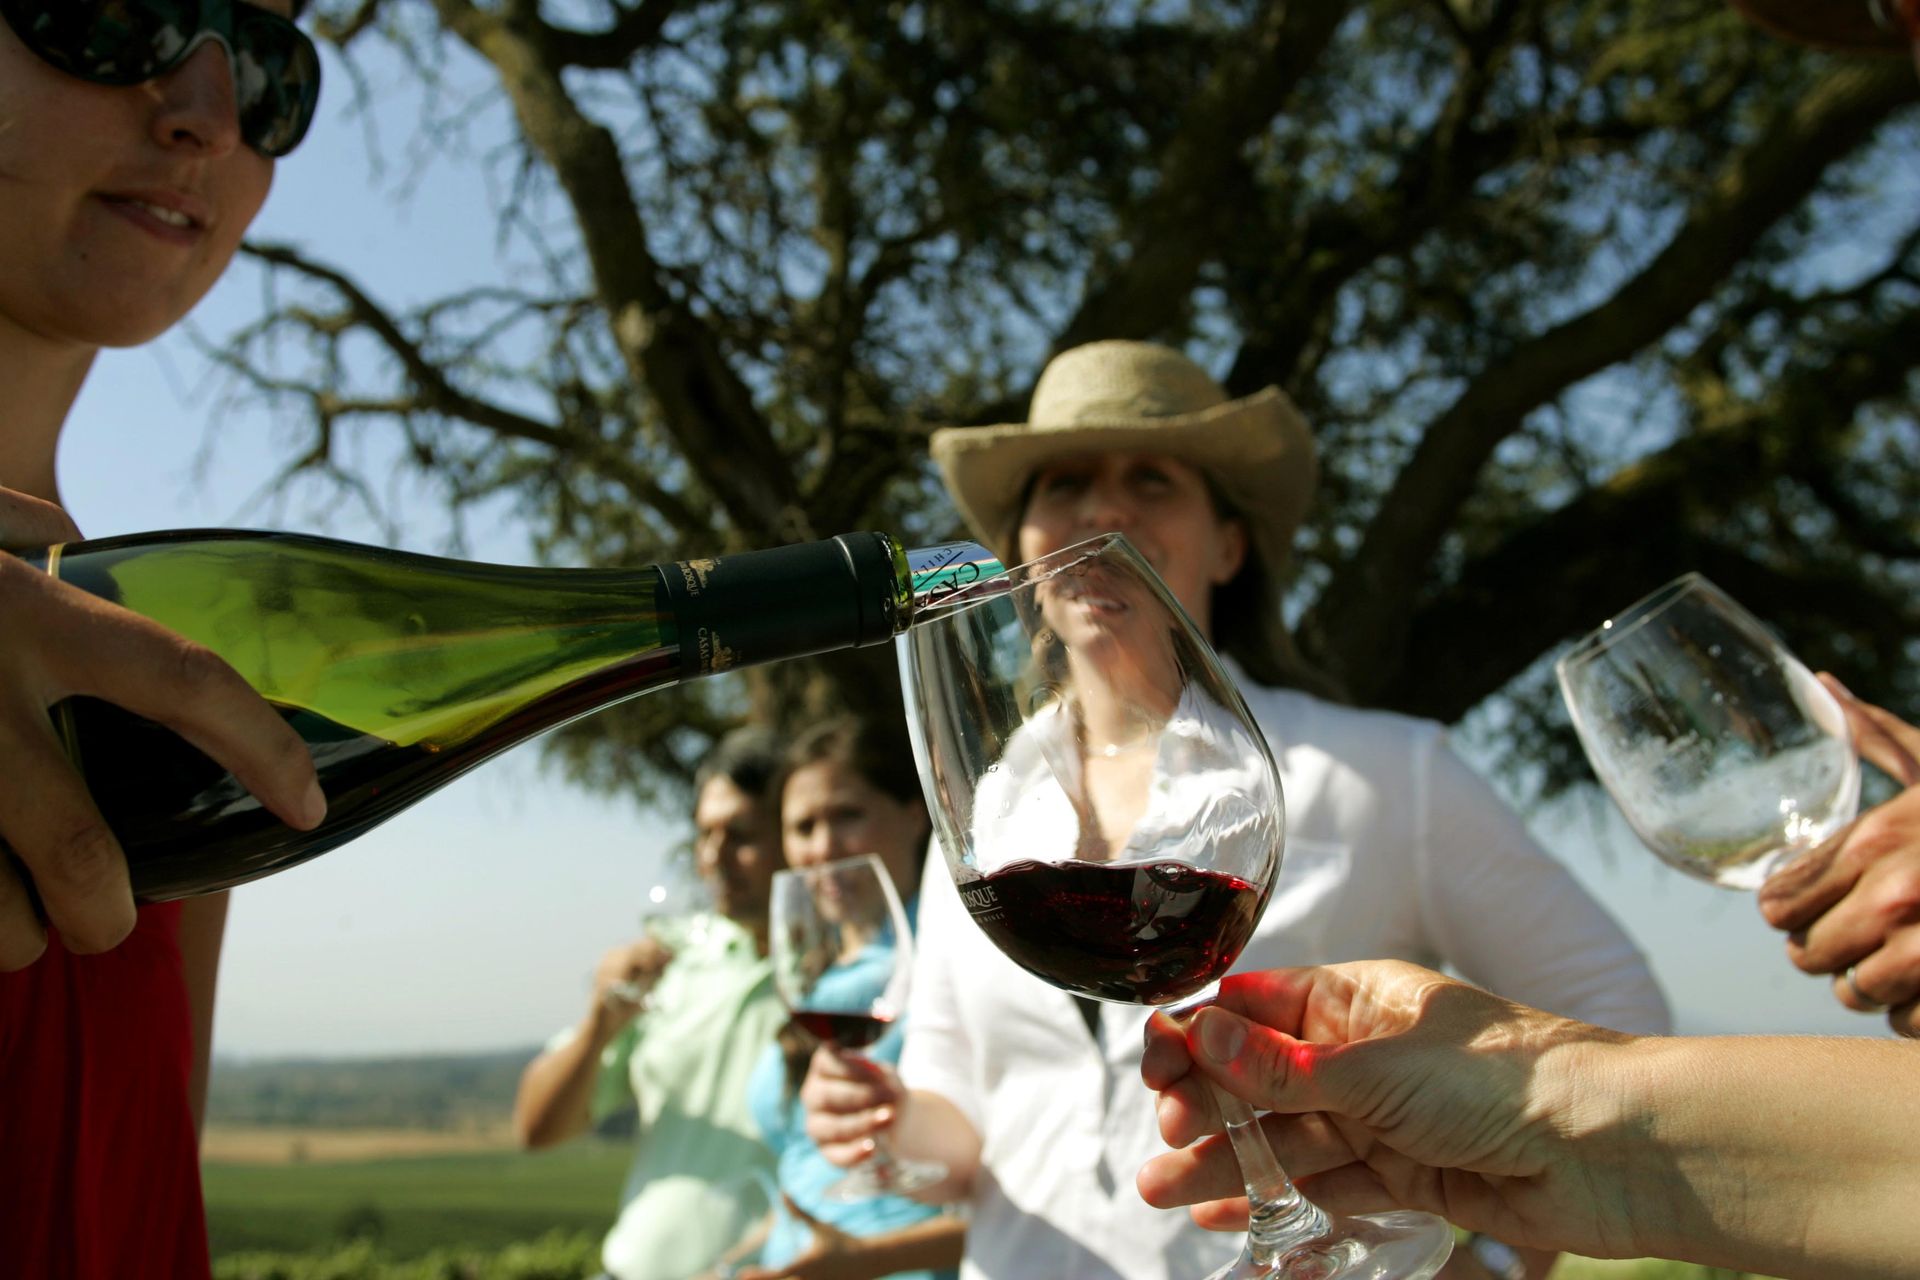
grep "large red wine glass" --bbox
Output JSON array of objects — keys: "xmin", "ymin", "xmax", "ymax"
[
  {"xmin": 897, "ymin": 534, "xmax": 1453, "ymax": 1280},
  {"xmin": 769, "ymin": 853, "xmax": 947, "ymax": 1202}
]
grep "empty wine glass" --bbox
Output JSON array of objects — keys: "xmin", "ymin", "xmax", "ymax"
[
  {"xmin": 769, "ymin": 853, "xmax": 947, "ymax": 1202},
  {"xmin": 1556, "ymin": 572, "xmax": 1859, "ymax": 889},
  {"xmin": 606, "ymin": 850, "xmax": 716, "ymax": 1006},
  {"xmin": 898, "ymin": 533, "xmax": 1452, "ymax": 1280}
]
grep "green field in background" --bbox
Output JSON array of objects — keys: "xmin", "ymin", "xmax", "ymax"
[
  {"xmin": 205, "ymin": 1142, "xmax": 1774, "ymax": 1279},
  {"xmin": 203, "ymin": 1141, "xmax": 628, "ymax": 1259}
]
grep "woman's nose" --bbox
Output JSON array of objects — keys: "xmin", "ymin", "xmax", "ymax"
[
  {"xmin": 151, "ymin": 39, "xmax": 244, "ymax": 158},
  {"xmin": 1077, "ymin": 479, "xmax": 1134, "ymax": 536}
]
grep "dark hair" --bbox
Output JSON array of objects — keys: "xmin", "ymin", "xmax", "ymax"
[
  {"xmin": 774, "ymin": 714, "xmax": 925, "ymax": 1093},
  {"xmin": 694, "ymin": 726, "xmax": 785, "ymax": 801},
  {"xmin": 780, "ymin": 715, "xmax": 921, "ymax": 808},
  {"xmin": 1198, "ymin": 477, "xmax": 1345, "ymax": 701}
]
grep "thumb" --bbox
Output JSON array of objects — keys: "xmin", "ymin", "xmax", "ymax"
[
  {"xmin": 1188, "ymin": 1005, "xmax": 1338, "ymax": 1116},
  {"xmin": 780, "ymin": 1191, "xmax": 825, "ymax": 1231},
  {"xmin": 781, "ymin": 1192, "xmax": 854, "ymax": 1249}
]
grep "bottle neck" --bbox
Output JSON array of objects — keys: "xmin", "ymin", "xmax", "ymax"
[
  {"xmin": 655, "ymin": 533, "xmax": 1002, "ymax": 680},
  {"xmin": 905, "ymin": 540, "xmax": 1004, "ymax": 613}
]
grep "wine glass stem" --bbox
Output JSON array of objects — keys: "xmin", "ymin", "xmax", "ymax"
[{"xmin": 1211, "ymin": 1083, "xmax": 1330, "ymax": 1266}]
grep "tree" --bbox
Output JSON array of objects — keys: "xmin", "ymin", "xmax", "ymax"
[{"xmin": 217, "ymin": 0, "xmax": 1920, "ymax": 802}]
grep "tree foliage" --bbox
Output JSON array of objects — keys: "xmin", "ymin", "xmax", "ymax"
[{"xmin": 218, "ymin": 0, "xmax": 1920, "ymax": 802}]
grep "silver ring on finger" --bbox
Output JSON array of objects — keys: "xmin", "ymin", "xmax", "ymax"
[{"xmin": 1844, "ymin": 964, "xmax": 1889, "ymax": 1013}]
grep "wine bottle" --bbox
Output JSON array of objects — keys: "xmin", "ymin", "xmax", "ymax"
[{"xmin": 15, "ymin": 530, "xmax": 1001, "ymax": 901}]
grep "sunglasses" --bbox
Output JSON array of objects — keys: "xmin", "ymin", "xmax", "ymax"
[{"xmin": 0, "ymin": 0, "xmax": 321, "ymax": 157}]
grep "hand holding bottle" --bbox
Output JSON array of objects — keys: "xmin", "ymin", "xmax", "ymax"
[{"xmin": 0, "ymin": 490, "xmax": 325, "ymax": 969}]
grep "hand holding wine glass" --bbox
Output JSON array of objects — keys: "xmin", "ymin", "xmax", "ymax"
[
  {"xmin": 602, "ymin": 855, "xmax": 715, "ymax": 1007},
  {"xmin": 1755, "ymin": 675, "xmax": 1920, "ymax": 1032},
  {"xmin": 898, "ymin": 533, "xmax": 1453, "ymax": 1279},
  {"xmin": 770, "ymin": 854, "xmax": 947, "ymax": 1200}
]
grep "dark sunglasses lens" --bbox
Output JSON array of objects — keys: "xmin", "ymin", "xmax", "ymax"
[
  {"xmin": 233, "ymin": 11, "xmax": 320, "ymax": 156},
  {"xmin": 6, "ymin": 0, "xmax": 202, "ymax": 83}
]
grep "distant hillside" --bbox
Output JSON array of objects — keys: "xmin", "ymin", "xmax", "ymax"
[{"xmin": 208, "ymin": 1048, "xmax": 541, "ymax": 1131}]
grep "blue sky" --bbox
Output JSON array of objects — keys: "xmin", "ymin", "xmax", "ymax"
[{"xmin": 53, "ymin": 39, "xmax": 1891, "ymax": 1057}]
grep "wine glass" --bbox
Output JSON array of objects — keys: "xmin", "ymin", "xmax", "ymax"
[
  {"xmin": 897, "ymin": 533, "xmax": 1453, "ymax": 1280},
  {"xmin": 606, "ymin": 850, "xmax": 716, "ymax": 1006},
  {"xmin": 769, "ymin": 853, "xmax": 948, "ymax": 1202},
  {"xmin": 1556, "ymin": 572, "xmax": 1860, "ymax": 889}
]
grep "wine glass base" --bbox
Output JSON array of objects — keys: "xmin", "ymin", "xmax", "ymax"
[
  {"xmin": 821, "ymin": 1155, "xmax": 949, "ymax": 1203},
  {"xmin": 1203, "ymin": 1211, "xmax": 1454, "ymax": 1280}
]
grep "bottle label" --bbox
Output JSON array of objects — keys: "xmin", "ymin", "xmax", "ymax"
[
  {"xmin": 658, "ymin": 535, "xmax": 900, "ymax": 678},
  {"xmin": 31, "ymin": 545, "xmax": 85, "ymax": 771},
  {"xmin": 671, "ymin": 560, "xmax": 739, "ymax": 673}
]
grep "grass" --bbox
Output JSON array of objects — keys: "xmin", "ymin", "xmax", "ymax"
[
  {"xmin": 202, "ymin": 1141, "xmax": 629, "ymax": 1259},
  {"xmin": 204, "ymin": 1142, "xmax": 1778, "ymax": 1278},
  {"xmin": 1553, "ymin": 1261, "xmax": 1774, "ymax": 1279}
]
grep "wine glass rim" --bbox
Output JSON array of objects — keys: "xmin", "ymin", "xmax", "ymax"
[
  {"xmin": 1554, "ymin": 572, "xmax": 1735, "ymax": 673},
  {"xmin": 906, "ymin": 532, "xmax": 1138, "ymax": 623},
  {"xmin": 771, "ymin": 850, "xmax": 890, "ymax": 885}
]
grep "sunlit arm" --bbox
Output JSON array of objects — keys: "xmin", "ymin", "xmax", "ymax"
[
  {"xmin": 1138, "ymin": 962, "xmax": 1920, "ymax": 1280},
  {"xmin": 879, "ymin": 1089, "xmax": 982, "ymax": 1204},
  {"xmin": 512, "ymin": 1002, "xmax": 629, "ymax": 1149}
]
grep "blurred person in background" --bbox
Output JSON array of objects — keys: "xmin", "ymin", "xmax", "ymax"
[
  {"xmin": 800, "ymin": 340, "xmax": 1670, "ymax": 1280},
  {"xmin": 729, "ymin": 715, "xmax": 964, "ymax": 1280},
  {"xmin": 0, "ymin": 0, "xmax": 324, "ymax": 1274},
  {"xmin": 514, "ymin": 727, "xmax": 789, "ymax": 1280}
]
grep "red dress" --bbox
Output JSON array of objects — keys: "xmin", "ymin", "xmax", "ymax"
[{"xmin": 0, "ymin": 902, "xmax": 211, "ymax": 1279}]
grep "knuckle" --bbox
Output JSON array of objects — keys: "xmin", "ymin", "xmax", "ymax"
[
  {"xmin": 164, "ymin": 637, "xmax": 239, "ymax": 702},
  {"xmin": 1844, "ymin": 814, "xmax": 1901, "ymax": 868},
  {"xmin": 1875, "ymin": 870, "xmax": 1920, "ymax": 923},
  {"xmin": 40, "ymin": 819, "xmax": 125, "ymax": 898}
]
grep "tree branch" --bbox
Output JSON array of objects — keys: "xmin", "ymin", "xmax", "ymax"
[
  {"xmin": 431, "ymin": 0, "xmax": 802, "ymax": 542},
  {"xmin": 1305, "ymin": 61, "xmax": 1920, "ymax": 694},
  {"xmin": 1054, "ymin": 0, "xmax": 1357, "ymax": 350}
]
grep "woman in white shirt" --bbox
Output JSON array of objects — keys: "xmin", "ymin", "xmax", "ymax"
[{"xmin": 802, "ymin": 340, "xmax": 1670, "ymax": 1280}]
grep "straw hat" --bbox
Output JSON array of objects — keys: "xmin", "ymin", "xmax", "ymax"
[
  {"xmin": 1728, "ymin": 0, "xmax": 1916, "ymax": 54},
  {"xmin": 929, "ymin": 341, "xmax": 1317, "ymax": 577}
]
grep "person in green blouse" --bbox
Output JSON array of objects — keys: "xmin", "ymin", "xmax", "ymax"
[{"xmin": 514, "ymin": 728, "xmax": 790, "ymax": 1280}]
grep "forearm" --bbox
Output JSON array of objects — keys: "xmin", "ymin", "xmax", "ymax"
[
  {"xmin": 513, "ymin": 1011, "xmax": 622, "ymax": 1148},
  {"xmin": 1606, "ymin": 1036, "xmax": 1920, "ymax": 1278},
  {"xmin": 840, "ymin": 1214, "xmax": 967, "ymax": 1276},
  {"xmin": 889, "ymin": 1089, "xmax": 983, "ymax": 1203}
]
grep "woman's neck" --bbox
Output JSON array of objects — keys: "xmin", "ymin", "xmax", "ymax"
[{"xmin": 0, "ymin": 322, "xmax": 97, "ymax": 502}]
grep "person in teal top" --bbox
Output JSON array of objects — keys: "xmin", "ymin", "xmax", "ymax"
[
  {"xmin": 514, "ymin": 729, "xmax": 790, "ymax": 1280},
  {"xmin": 735, "ymin": 716, "xmax": 964, "ymax": 1280}
]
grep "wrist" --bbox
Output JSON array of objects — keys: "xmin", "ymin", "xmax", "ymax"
[
  {"xmin": 1601, "ymin": 1035, "xmax": 1752, "ymax": 1264},
  {"xmin": 583, "ymin": 1000, "xmax": 634, "ymax": 1047}
]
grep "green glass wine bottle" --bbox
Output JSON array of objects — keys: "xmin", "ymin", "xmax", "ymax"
[{"xmin": 17, "ymin": 530, "xmax": 1001, "ymax": 901}]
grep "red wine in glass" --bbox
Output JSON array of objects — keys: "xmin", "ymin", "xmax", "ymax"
[
  {"xmin": 961, "ymin": 859, "xmax": 1268, "ymax": 1005},
  {"xmin": 790, "ymin": 1008, "xmax": 895, "ymax": 1050},
  {"xmin": 898, "ymin": 532, "xmax": 1455, "ymax": 1279}
]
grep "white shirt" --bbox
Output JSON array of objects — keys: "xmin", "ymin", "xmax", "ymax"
[
  {"xmin": 969, "ymin": 684, "xmax": 1280, "ymax": 874},
  {"xmin": 899, "ymin": 677, "xmax": 1671, "ymax": 1280}
]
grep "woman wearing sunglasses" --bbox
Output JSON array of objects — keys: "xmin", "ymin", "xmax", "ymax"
[{"xmin": 0, "ymin": 2, "xmax": 322, "ymax": 1274}]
